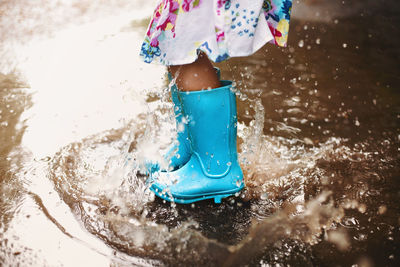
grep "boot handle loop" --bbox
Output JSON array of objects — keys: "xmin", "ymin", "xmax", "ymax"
[{"xmin": 192, "ymin": 151, "xmax": 231, "ymax": 178}]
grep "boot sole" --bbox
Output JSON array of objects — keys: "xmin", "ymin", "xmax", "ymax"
[{"xmin": 150, "ymin": 184, "xmax": 245, "ymax": 204}]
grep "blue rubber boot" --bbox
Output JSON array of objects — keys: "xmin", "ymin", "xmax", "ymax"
[
  {"xmin": 161, "ymin": 73, "xmax": 191, "ymax": 170},
  {"xmin": 147, "ymin": 68, "xmax": 221, "ymax": 172},
  {"xmin": 149, "ymin": 80, "xmax": 245, "ymax": 204}
]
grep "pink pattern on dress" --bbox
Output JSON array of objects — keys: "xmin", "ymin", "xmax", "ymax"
[
  {"xmin": 147, "ymin": 0, "xmax": 179, "ymax": 47},
  {"xmin": 217, "ymin": 0, "xmax": 229, "ymax": 8},
  {"xmin": 268, "ymin": 22, "xmax": 282, "ymax": 45},
  {"xmin": 182, "ymin": 0, "xmax": 202, "ymax": 12}
]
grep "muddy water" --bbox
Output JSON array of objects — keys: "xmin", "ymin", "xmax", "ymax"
[{"xmin": 1, "ymin": 0, "xmax": 399, "ymax": 266}]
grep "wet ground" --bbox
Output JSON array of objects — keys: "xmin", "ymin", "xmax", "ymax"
[{"xmin": 0, "ymin": 0, "xmax": 399, "ymax": 266}]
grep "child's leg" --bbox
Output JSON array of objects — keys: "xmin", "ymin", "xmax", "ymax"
[{"xmin": 168, "ymin": 52, "xmax": 220, "ymax": 91}]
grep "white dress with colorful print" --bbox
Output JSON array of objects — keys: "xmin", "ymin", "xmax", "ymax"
[{"xmin": 140, "ymin": 0, "xmax": 292, "ymax": 66}]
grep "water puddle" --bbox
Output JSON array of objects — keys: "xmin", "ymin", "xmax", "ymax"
[{"xmin": 0, "ymin": 0, "xmax": 399, "ymax": 266}]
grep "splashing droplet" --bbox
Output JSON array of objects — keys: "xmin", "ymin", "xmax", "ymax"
[{"xmin": 260, "ymin": 192, "xmax": 268, "ymax": 200}]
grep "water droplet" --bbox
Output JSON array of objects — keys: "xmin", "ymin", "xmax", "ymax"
[
  {"xmin": 298, "ymin": 40, "xmax": 304, "ymax": 48},
  {"xmin": 358, "ymin": 204, "xmax": 367, "ymax": 213},
  {"xmin": 378, "ymin": 205, "xmax": 387, "ymax": 214},
  {"xmin": 260, "ymin": 192, "xmax": 268, "ymax": 200},
  {"xmin": 303, "ymin": 138, "xmax": 313, "ymax": 145},
  {"xmin": 355, "ymin": 118, "xmax": 360, "ymax": 127},
  {"xmin": 316, "ymin": 38, "xmax": 321, "ymax": 44},
  {"xmin": 177, "ymin": 122, "xmax": 185, "ymax": 133},
  {"xmin": 342, "ymin": 43, "xmax": 347, "ymax": 48}
]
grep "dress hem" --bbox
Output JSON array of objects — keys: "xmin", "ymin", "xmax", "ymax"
[{"xmin": 144, "ymin": 34, "xmax": 275, "ymax": 66}]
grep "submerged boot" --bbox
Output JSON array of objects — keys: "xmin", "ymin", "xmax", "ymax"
[
  {"xmin": 148, "ymin": 68, "xmax": 221, "ymax": 172},
  {"xmin": 149, "ymin": 80, "xmax": 245, "ymax": 204}
]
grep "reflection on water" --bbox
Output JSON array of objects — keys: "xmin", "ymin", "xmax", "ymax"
[
  {"xmin": 1, "ymin": 0, "xmax": 399, "ymax": 266},
  {"xmin": 0, "ymin": 73, "xmax": 31, "ymax": 240}
]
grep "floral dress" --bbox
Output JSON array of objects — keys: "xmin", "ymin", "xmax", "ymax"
[{"xmin": 140, "ymin": 0, "xmax": 292, "ymax": 66}]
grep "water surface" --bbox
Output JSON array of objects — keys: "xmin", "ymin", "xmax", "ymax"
[{"xmin": 0, "ymin": 0, "xmax": 399, "ymax": 266}]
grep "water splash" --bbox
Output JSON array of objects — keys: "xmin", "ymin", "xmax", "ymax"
[{"xmin": 44, "ymin": 84, "xmax": 383, "ymax": 265}]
